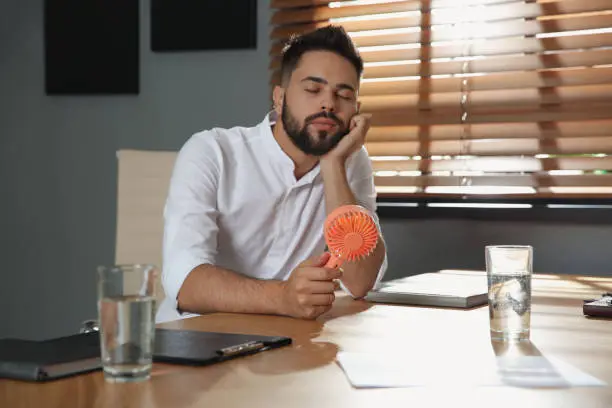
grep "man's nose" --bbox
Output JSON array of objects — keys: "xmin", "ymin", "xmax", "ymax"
[{"xmin": 320, "ymin": 92, "xmax": 337, "ymax": 113}]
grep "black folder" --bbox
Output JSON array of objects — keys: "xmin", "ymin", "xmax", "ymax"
[
  {"xmin": 153, "ymin": 328, "xmax": 292, "ymax": 365},
  {"xmin": 0, "ymin": 329, "xmax": 292, "ymax": 382}
]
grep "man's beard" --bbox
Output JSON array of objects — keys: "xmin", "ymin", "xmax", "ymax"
[{"xmin": 281, "ymin": 98, "xmax": 349, "ymax": 156}]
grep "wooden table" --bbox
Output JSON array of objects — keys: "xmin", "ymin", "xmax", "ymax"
[{"xmin": 2, "ymin": 272, "xmax": 612, "ymax": 408}]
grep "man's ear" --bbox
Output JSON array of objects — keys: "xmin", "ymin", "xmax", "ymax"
[{"xmin": 272, "ymin": 85, "xmax": 284, "ymax": 116}]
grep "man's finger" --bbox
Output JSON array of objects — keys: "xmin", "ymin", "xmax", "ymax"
[
  {"xmin": 299, "ymin": 252, "xmax": 331, "ymax": 268},
  {"xmin": 303, "ymin": 267, "xmax": 342, "ymax": 281},
  {"xmin": 302, "ymin": 280, "xmax": 338, "ymax": 294},
  {"xmin": 308, "ymin": 293, "xmax": 335, "ymax": 306},
  {"xmin": 351, "ymin": 113, "xmax": 372, "ymax": 127}
]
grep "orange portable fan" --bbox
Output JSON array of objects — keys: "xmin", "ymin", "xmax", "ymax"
[{"xmin": 323, "ymin": 205, "xmax": 379, "ymax": 269}]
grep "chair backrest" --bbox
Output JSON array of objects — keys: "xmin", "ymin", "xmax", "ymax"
[{"xmin": 115, "ymin": 149, "xmax": 178, "ymax": 305}]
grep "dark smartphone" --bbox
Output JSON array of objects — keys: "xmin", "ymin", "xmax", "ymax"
[{"xmin": 583, "ymin": 293, "xmax": 612, "ymax": 318}]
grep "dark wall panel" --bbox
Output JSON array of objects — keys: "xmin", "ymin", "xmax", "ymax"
[
  {"xmin": 151, "ymin": 0, "xmax": 257, "ymax": 51},
  {"xmin": 44, "ymin": 0, "xmax": 139, "ymax": 94}
]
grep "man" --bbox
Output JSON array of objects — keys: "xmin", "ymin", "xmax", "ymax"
[{"xmin": 157, "ymin": 25, "xmax": 387, "ymax": 323}]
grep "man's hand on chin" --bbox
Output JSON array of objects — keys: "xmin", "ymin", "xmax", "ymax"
[{"xmin": 321, "ymin": 113, "xmax": 372, "ymax": 166}]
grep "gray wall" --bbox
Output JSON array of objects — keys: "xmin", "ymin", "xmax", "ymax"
[
  {"xmin": 0, "ymin": 0, "xmax": 273, "ymax": 340},
  {"xmin": 379, "ymin": 207, "xmax": 612, "ymax": 282}
]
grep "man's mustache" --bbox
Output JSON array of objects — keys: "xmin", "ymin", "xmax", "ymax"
[{"xmin": 304, "ymin": 111, "xmax": 343, "ymax": 127}]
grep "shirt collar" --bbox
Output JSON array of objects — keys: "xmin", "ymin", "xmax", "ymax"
[{"xmin": 260, "ymin": 110, "xmax": 294, "ymax": 168}]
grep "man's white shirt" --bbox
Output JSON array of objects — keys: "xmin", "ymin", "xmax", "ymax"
[{"xmin": 157, "ymin": 112, "xmax": 387, "ymax": 322}]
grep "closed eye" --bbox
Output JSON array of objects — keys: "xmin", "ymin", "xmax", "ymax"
[{"xmin": 337, "ymin": 91, "xmax": 355, "ymax": 101}]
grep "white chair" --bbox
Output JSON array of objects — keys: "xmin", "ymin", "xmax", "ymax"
[{"xmin": 114, "ymin": 149, "xmax": 178, "ymax": 307}]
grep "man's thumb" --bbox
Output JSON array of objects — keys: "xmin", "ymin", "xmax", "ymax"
[{"xmin": 301, "ymin": 252, "xmax": 331, "ymax": 268}]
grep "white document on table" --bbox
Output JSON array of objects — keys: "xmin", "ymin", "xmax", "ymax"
[{"xmin": 336, "ymin": 351, "xmax": 606, "ymax": 388}]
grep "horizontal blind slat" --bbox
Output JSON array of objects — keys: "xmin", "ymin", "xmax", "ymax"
[
  {"xmin": 271, "ymin": 0, "xmax": 519, "ymax": 10},
  {"xmin": 371, "ymin": 156, "xmax": 612, "ymax": 172},
  {"xmin": 361, "ymin": 49, "xmax": 612, "ymax": 78},
  {"xmin": 374, "ymin": 174, "xmax": 612, "ymax": 187},
  {"xmin": 360, "ymin": 84, "xmax": 612, "ymax": 111},
  {"xmin": 367, "ymin": 119, "xmax": 612, "ymax": 142},
  {"xmin": 360, "ymin": 67, "xmax": 612, "ymax": 96},
  {"xmin": 365, "ymin": 135, "xmax": 612, "ymax": 156},
  {"xmin": 369, "ymin": 105, "xmax": 612, "ymax": 125}
]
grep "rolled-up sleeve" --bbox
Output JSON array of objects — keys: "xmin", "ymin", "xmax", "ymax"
[
  {"xmin": 346, "ymin": 147, "xmax": 389, "ymax": 289},
  {"xmin": 162, "ymin": 135, "xmax": 220, "ymax": 313}
]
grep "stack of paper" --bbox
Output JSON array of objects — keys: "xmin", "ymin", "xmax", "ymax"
[{"xmin": 336, "ymin": 352, "xmax": 606, "ymax": 388}]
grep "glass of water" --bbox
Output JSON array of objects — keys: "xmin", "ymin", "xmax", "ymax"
[
  {"xmin": 485, "ymin": 246, "xmax": 532, "ymax": 341},
  {"xmin": 97, "ymin": 264, "xmax": 157, "ymax": 382}
]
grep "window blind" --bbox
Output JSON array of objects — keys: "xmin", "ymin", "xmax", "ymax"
[{"xmin": 270, "ymin": 0, "xmax": 612, "ymax": 198}]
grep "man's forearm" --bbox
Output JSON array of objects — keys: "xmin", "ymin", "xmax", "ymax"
[
  {"xmin": 177, "ymin": 264, "xmax": 285, "ymax": 315},
  {"xmin": 320, "ymin": 159, "xmax": 386, "ymax": 298}
]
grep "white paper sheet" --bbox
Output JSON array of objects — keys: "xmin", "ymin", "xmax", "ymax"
[{"xmin": 336, "ymin": 351, "xmax": 606, "ymax": 388}]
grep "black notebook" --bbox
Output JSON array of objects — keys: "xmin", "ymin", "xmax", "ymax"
[
  {"xmin": 0, "ymin": 329, "xmax": 292, "ymax": 382},
  {"xmin": 0, "ymin": 332, "xmax": 101, "ymax": 382}
]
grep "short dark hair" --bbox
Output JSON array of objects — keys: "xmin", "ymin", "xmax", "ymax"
[{"xmin": 279, "ymin": 25, "xmax": 363, "ymax": 86}]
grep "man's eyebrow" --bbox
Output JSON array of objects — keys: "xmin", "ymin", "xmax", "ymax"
[
  {"xmin": 301, "ymin": 76, "xmax": 356, "ymax": 92},
  {"xmin": 301, "ymin": 76, "xmax": 327, "ymax": 85}
]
